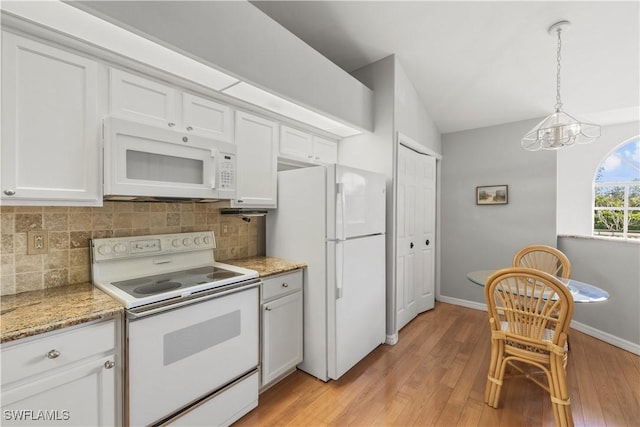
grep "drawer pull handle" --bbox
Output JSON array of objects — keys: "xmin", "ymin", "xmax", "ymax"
[
  {"xmin": 46, "ymin": 350, "xmax": 61, "ymax": 359},
  {"xmin": 282, "ymin": 283, "xmax": 289, "ymax": 288},
  {"xmin": 104, "ymin": 360, "xmax": 115, "ymax": 369},
  {"xmin": 265, "ymin": 306, "xmax": 272, "ymax": 311}
]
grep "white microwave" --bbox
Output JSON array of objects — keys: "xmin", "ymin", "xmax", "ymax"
[{"xmin": 103, "ymin": 118, "xmax": 236, "ymax": 201}]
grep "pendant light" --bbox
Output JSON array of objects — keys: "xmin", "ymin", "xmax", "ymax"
[{"xmin": 521, "ymin": 20, "xmax": 600, "ymax": 151}]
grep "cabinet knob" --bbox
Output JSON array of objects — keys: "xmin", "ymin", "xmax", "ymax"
[
  {"xmin": 182, "ymin": 136, "xmax": 189, "ymax": 143},
  {"xmin": 307, "ymin": 155, "xmax": 313, "ymax": 159},
  {"xmin": 426, "ymin": 239, "xmax": 430, "ymax": 246},
  {"xmin": 282, "ymin": 283, "xmax": 289, "ymax": 288},
  {"xmin": 410, "ymin": 242, "xmax": 414, "ymax": 249},
  {"xmin": 3, "ymin": 190, "xmax": 15, "ymax": 196},
  {"xmin": 104, "ymin": 360, "xmax": 115, "ymax": 369},
  {"xmin": 315, "ymin": 156, "xmax": 320, "ymax": 160},
  {"xmin": 186, "ymin": 126, "xmax": 193, "ymax": 131},
  {"xmin": 237, "ymin": 199, "xmax": 244, "ymax": 203},
  {"xmin": 168, "ymin": 122, "xmax": 176, "ymax": 128},
  {"xmin": 265, "ymin": 306, "xmax": 272, "ymax": 311},
  {"xmin": 46, "ymin": 349, "xmax": 61, "ymax": 359}
]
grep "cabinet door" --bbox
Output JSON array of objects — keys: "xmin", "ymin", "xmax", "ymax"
[
  {"xmin": 313, "ymin": 136, "xmax": 338, "ymax": 164},
  {"xmin": 1, "ymin": 32, "xmax": 100, "ymax": 205},
  {"xmin": 279, "ymin": 126, "xmax": 313, "ymax": 162},
  {"xmin": 232, "ymin": 111, "xmax": 278, "ymax": 208},
  {"xmin": 110, "ymin": 68, "xmax": 177, "ymax": 128},
  {"xmin": 1, "ymin": 355, "xmax": 116, "ymax": 426},
  {"xmin": 262, "ymin": 291, "xmax": 303, "ymax": 387},
  {"xmin": 182, "ymin": 93, "xmax": 233, "ymax": 142}
]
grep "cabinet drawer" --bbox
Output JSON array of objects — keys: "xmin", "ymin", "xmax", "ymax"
[
  {"xmin": 1, "ymin": 320, "xmax": 116, "ymax": 386},
  {"xmin": 261, "ymin": 270, "xmax": 303, "ymax": 302}
]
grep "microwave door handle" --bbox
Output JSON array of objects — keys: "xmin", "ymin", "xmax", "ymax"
[{"xmin": 210, "ymin": 149, "xmax": 218, "ymax": 189}]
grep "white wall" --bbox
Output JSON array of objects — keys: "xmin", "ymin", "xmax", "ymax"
[
  {"xmin": 394, "ymin": 61, "xmax": 441, "ymax": 154},
  {"xmin": 440, "ymin": 119, "xmax": 557, "ymax": 303},
  {"xmin": 557, "ymin": 121, "xmax": 640, "ymax": 235}
]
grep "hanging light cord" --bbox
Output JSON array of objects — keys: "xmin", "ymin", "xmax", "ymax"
[{"xmin": 554, "ymin": 27, "xmax": 563, "ymax": 112}]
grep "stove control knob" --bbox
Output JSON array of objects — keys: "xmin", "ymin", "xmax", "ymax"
[
  {"xmin": 172, "ymin": 239, "xmax": 181, "ymax": 248},
  {"xmin": 97, "ymin": 245, "xmax": 112, "ymax": 256},
  {"xmin": 203, "ymin": 236, "xmax": 212, "ymax": 245},
  {"xmin": 113, "ymin": 243, "xmax": 127, "ymax": 254},
  {"xmin": 183, "ymin": 238, "xmax": 192, "ymax": 246},
  {"xmin": 194, "ymin": 237, "xmax": 202, "ymax": 245}
]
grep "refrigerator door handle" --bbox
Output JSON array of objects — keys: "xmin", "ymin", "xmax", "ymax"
[
  {"xmin": 336, "ymin": 241, "xmax": 344, "ymax": 299},
  {"xmin": 336, "ymin": 182, "xmax": 346, "ymax": 241}
]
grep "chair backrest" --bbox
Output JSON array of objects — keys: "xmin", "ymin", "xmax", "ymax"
[
  {"xmin": 485, "ymin": 267, "xmax": 574, "ymax": 351},
  {"xmin": 513, "ymin": 245, "xmax": 571, "ymax": 279}
]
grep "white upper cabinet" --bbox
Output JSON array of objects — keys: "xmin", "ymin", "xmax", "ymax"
[
  {"xmin": 182, "ymin": 93, "xmax": 233, "ymax": 142},
  {"xmin": 110, "ymin": 68, "xmax": 233, "ymax": 142},
  {"xmin": 280, "ymin": 126, "xmax": 314, "ymax": 161},
  {"xmin": 232, "ymin": 111, "xmax": 278, "ymax": 208},
  {"xmin": 109, "ymin": 68, "xmax": 177, "ymax": 127},
  {"xmin": 279, "ymin": 125, "xmax": 337, "ymax": 165},
  {"xmin": 1, "ymin": 31, "xmax": 101, "ymax": 206},
  {"xmin": 312, "ymin": 135, "xmax": 338, "ymax": 164}
]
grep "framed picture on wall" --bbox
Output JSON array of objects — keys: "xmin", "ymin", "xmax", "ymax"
[{"xmin": 476, "ymin": 185, "xmax": 508, "ymax": 205}]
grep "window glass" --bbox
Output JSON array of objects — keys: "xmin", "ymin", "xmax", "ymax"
[{"xmin": 593, "ymin": 137, "xmax": 640, "ymax": 239}]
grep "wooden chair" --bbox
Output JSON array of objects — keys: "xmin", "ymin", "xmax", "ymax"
[
  {"xmin": 513, "ymin": 245, "xmax": 571, "ymax": 279},
  {"xmin": 484, "ymin": 267, "xmax": 575, "ymax": 427}
]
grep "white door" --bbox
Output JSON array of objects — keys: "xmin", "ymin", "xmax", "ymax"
[
  {"xmin": 279, "ymin": 125, "xmax": 313, "ymax": 161},
  {"xmin": 328, "ymin": 234, "xmax": 385, "ymax": 380},
  {"xmin": 396, "ymin": 145, "xmax": 418, "ymax": 330},
  {"xmin": 312, "ymin": 136, "xmax": 338, "ymax": 164},
  {"xmin": 396, "ymin": 145, "xmax": 436, "ymax": 330},
  {"xmin": 417, "ymin": 154, "xmax": 436, "ymax": 312}
]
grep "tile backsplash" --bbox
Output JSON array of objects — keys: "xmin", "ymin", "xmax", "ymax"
[{"xmin": 0, "ymin": 201, "xmax": 265, "ymax": 296}]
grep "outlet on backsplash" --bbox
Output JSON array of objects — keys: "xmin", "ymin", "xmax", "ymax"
[{"xmin": 27, "ymin": 231, "xmax": 48, "ymax": 255}]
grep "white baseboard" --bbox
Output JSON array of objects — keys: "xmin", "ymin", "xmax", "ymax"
[
  {"xmin": 437, "ymin": 295, "xmax": 487, "ymax": 312},
  {"xmin": 570, "ymin": 320, "xmax": 640, "ymax": 355},
  {"xmin": 437, "ymin": 296, "xmax": 640, "ymax": 356}
]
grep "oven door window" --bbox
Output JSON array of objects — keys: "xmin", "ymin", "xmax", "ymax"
[{"xmin": 126, "ymin": 286, "xmax": 258, "ymax": 427}]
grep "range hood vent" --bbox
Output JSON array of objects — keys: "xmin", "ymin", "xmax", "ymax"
[{"xmin": 220, "ymin": 208, "xmax": 268, "ymax": 217}]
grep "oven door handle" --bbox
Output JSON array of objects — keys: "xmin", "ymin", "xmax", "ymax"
[{"xmin": 126, "ymin": 280, "xmax": 260, "ymax": 320}]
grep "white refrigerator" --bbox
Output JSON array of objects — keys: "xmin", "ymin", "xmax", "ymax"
[{"xmin": 267, "ymin": 164, "xmax": 386, "ymax": 381}]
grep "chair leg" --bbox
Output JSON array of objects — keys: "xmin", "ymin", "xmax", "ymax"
[
  {"xmin": 549, "ymin": 354, "xmax": 574, "ymax": 427},
  {"xmin": 485, "ymin": 340, "xmax": 505, "ymax": 408}
]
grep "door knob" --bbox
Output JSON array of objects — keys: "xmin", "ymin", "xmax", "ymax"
[
  {"xmin": 410, "ymin": 242, "xmax": 414, "ymax": 249},
  {"xmin": 426, "ymin": 239, "xmax": 430, "ymax": 246}
]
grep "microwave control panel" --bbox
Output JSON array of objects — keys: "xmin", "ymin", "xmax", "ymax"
[{"xmin": 219, "ymin": 153, "xmax": 236, "ymax": 190}]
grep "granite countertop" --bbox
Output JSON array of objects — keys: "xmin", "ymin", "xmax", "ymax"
[
  {"xmin": 0, "ymin": 256, "xmax": 304, "ymax": 345},
  {"xmin": 0, "ymin": 284, "xmax": 123, "ymax": 344},
  {"xmin": 225, "ymin": 256, "xmax": 306, "ymax": 277}
]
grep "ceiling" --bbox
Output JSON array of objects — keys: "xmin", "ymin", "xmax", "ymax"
[{"xmin": 251, "ymin": 1, "xmax": 640, "ymax": 134}]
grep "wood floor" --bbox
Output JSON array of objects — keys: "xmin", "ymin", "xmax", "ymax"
[{"xmin": 235, "ymin": 302, "xmax": 640, "ymax": 427}]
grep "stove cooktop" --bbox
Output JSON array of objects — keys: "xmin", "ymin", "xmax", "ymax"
[{"xmin": 111, "ymin": 266, "xmax": 244, "ymax": 299}]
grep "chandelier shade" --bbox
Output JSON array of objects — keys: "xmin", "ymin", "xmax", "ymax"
[{"xmin": 521, "ymin": 20, "xmax": 600, "ymax": 151}]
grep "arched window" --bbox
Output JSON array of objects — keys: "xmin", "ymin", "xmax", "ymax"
[{"xmin": 593, "ymin": 137, "xmax": 640, "ymax": 239}]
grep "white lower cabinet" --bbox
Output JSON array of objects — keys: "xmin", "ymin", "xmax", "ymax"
[
  {"xmin": 1, "ymin": 319, "xmax": 120, "ymax": 426},
  {"xmin": 260, "ymin": 270, "xmax": 303, "ymax": 389}
]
